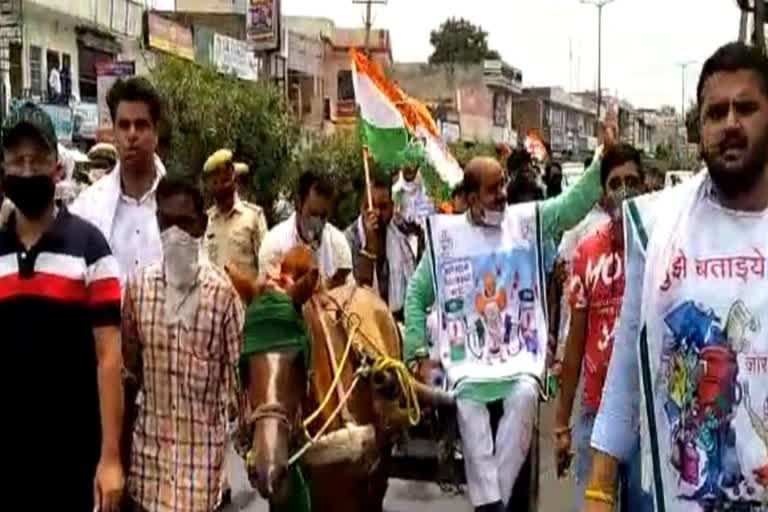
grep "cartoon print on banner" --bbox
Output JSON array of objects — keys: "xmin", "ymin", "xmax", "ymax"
[
  {"xmin": 661, "ymin": 299, "xmax": 768, "ymax": 505},
  {"xmin": 475, "ymin": 271, "xmax": 507, "ymax": 363},
  {"xmin": 439, "ymin": 249, "xmax": 538, "ymax": 366}
]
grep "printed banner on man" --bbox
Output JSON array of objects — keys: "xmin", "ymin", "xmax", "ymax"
[
  {"xmin": 427, "ymin": 208, "xmax": 547, "ymax": 397},
  {"xmin": 626, "ymin": 179, "xmax": 768, "ymax": 510}
]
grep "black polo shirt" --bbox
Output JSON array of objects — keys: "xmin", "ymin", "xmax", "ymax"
[{"xmin": 0, "ymin": 207, "xmax": 121, "ymax": 510}]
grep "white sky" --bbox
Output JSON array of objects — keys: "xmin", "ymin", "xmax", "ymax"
[{"xmin": 158, "ymin": 0, "xmax": 744, "ymax": 110}]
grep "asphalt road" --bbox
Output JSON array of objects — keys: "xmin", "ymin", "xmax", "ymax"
[{"xmin": 226, "ymin": 401, "xmax": 575, "ymax": 512}]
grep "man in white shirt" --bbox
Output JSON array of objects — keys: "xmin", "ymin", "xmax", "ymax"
[
  {"xmin": 259, "ymin": 170, "xmax": 351, "ymax": 287},
  {"xmin": 71, "ymin": 77, "xmax": 166, "ymax": 284},
  {"xmin": 48, "ymin": 66, "xmax": 61, "ymax": 102},
  {"xmin": 586, "ymin": 42, "xmax": 768, "ymax": 512}
]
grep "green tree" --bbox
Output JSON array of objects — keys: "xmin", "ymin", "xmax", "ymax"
[
  {"xmin": 151, "ymin": 56, "xmax": 300, "ymax": 224},
  {"xmin": 429, "ymin": 18, "xmax": 501, "ymax": 66},
  {"xmin": 448, "ymin": 140, "xmax": 498, "ymax": 168},
  {"xmin": 655, "ymin": 142, "xmax": 673, "ymax": 162},
  {"xmin": 290, "ymin": 130, "xmax": 374, "ymax": 229}
]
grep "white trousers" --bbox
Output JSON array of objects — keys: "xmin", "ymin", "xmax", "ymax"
[{"xmin": 456, "ymin": 380, "xmax": 539, "ymax": 507}]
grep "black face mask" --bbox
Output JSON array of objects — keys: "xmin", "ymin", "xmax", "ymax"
[{"xmin": 4, "ymin": 174, "xmax": 55, "ymax": 220}]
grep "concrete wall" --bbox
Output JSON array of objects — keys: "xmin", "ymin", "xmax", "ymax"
[
  {"xmin": 393, "ymin": 62, "xmax": 484, "ymax": 103},
  {"xmin": 512, "ymin": 98, "xmax": 543, "ymax": 138},
  {"xmin": 284, "ymin": 16, "xmax": 336, "ymax": 39},
  {"xmin": 324, "ymin": 47, "xmax": 389, "ymax": 121},
  {"xmin": 159, "ymin": 11, "xmax": 246, "ymax": 40}
]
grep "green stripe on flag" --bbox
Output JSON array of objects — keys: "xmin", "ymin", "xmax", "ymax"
[{"xmin": 358, "ymin": 115, "xmax": 409, "ymax": 168}]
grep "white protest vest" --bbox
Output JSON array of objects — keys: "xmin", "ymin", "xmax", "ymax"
[
  {"xmin": 626, "ymin": 173, "xmax": 768, "ymax": 511},
  {"xmin": 426, "ymin": 203, "xmax": 547, "ymax": 399}
]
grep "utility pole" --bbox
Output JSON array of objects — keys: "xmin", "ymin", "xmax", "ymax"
[
  {"xmin": 580, "ymin": 0, "xmax": 618, "ymax": 132},
  {"xmin": 677, "ymin": 60, "xmax": 696, "ymax": 165},
  {"xmin": 353, "ymin": 0, "xmax": 387, "ymax": 57}
]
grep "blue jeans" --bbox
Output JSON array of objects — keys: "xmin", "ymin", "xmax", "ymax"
[{"xmin": 572, "ymin": 410, "xmax": 652, "ymax": 512}]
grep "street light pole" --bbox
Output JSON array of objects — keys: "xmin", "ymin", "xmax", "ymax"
[
  {"xmin": 353, "ymin": 0, "xmax": 388, "ymax": 57},
  {"xmin": 677, "ymin": 60, "xmax": 696, "ymax": 162},
  {"xmin": 598, "ymin": 4, "xmax": 603, "ymax": 120},
  {"xmin": 580, "ymin": 0, "xmax": 617, "ymax": 130}
]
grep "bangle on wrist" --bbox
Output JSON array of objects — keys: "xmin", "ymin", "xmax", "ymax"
[
  {"xmin": 553, "ymin": 426, "xmax": 571, "ymax": 436},
  {"xmin": 584, "ymin": 488, "xmax": 615, "ymax": 505},
  {"xmin": 361, "ymin": 248, "xmax": 377, "ymax": 260}
]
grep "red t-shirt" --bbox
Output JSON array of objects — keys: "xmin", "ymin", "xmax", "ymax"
[{"xmin": 568, "ymin": 222, "xmax": 625, "ymax": 411}]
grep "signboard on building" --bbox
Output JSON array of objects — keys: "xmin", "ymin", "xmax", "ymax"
[
  {"xmin": 440, "ymin": 121, "xmax": 461, "ymax": 144},
  {"xmin": 491, "ymin": 126, "xmax": 518, "ymax": 148},
  {"xmin": 493, "ymin": 92, "xmax": 508, "ymax": 127},
  {"xmin": 213, "ymin": 33, "xmax": 259, "ymax": 81},
  {"xmin": 39, "ymin": 105, "xmax": 74, "ymax": 143},
  {"xmin": 96, "ymin": 61, "xmax": 135, "ymax": 131},
  {"xmin": 145, "ymin": 13, "xmax": 194, "ymax": 61},
  {"xmin": 73, "ymin": 103, "xmax": 99, "ymax": 140},
  {"xmin": 248, "ymin": 0, "xmax": 280, "ymax": 51}
]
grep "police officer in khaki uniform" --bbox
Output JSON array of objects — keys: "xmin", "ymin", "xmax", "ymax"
[{"xmin": 203, "ymin": 149, "xmax": 268, "ymax": 280}]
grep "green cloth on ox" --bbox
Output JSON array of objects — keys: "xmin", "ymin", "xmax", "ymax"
[
  {"xmin": 240, "ymin": 290, "xmax": 312, "ymax": 512},
  {"xmin": 240, "ymin": 291, "xmax": 311, "ymax": 383}
]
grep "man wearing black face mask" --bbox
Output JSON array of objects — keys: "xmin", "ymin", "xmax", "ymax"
[
  {"xmin": 0, "ymin": 103, "xmax": 124, "ymax": 510},
  {"xmin": 203, "ymin": 149, "xmax": 268, "ymax": 281}
]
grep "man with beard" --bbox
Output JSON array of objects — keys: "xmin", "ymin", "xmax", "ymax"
[
  {"xmin": 586, "ymin": 42, "xmax": 768, "ymax": 512},
  {"xmin": 72, "ymin": 78, "xmax": 167, "ymax": 284},
  {"xmin": 259, "ymin": 170, "xmax": 352, "ymax": 288},
  {"xmin": 203, "ymin": 149, "xmax": 268, "ymax": 280},
  {"xmin": 553, "ymin": 144, "xmax": 645, "ymax": 512},
  {"xmin": 405, "ymin": 121, "xmax": 614, "ymax": 511},
  {"xmin": 122, "ymin": 176, "xmax": 243, "ymax": 512},
  {"xmin": 345, "ymin": 174, "xmax": 416, "ymax": 320},
  {"xmin": 0, "ymin": 103, "xmax": 124, "ymax": 510}
]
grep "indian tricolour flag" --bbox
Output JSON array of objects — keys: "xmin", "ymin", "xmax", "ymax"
[{"xmin": 350, "ymin": 49, "xmax": 462, "ymax": 187}]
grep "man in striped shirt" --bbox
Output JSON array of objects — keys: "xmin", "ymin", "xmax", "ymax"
[{"xmin": 0, "ymin": 103, "xmax": 124, "ymax": 510}]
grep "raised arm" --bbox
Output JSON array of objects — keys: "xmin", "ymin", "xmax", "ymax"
[{"xmin": 539, "ymin": 156, "xmax": 602, "ymax": 241}]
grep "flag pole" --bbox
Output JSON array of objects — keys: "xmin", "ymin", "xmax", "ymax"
[{"xmin": 362, "ymin": 145, "xmax": 374, "ymax": 210}]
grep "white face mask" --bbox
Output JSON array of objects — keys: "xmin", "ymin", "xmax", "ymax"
[
  {"xmin": 161, "ymin": 226, "xmax": 201, "ymax": 289},
  {"xmin": 401, "ymin": 179, "xmax": 419, "ymax": 194},
  {"xmin": 481, "ymin": 207, "xmax": 505, "ymax": 228}
]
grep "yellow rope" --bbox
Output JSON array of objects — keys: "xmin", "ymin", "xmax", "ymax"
[
  {"xmin": 301, "ymin": 315, "xmax": 360, "ymax": 432},
  {"xmin": 293, "ymin": 304, "xmax": 422, "ymax": 468},
  {"xmin": 288, "ymin": 375, "xmax": 361, "ymax": 466},
  {"xmin": 371, "ymin": 356, "xmax": 422, "ymax": 427}
]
